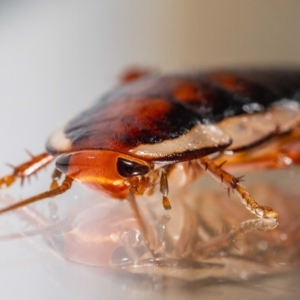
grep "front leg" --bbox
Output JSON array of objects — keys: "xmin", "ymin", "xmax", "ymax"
[{"xmin": 0, "ymin": 152, "xmax": 54, "ymax": 188}]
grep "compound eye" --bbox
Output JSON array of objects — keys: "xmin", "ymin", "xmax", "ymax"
[{"xmin": 117, "ymin": 158, "xmax": 149, "ymax": 177}]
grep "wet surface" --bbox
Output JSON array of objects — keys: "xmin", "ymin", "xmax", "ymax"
[{"xmin": 1, "ymin": 169, "xmax": 300, "ymax": 299}]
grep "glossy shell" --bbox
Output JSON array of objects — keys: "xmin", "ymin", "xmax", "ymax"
[{"xmin": 47, "ymin": 69, "xmax": 300, "ymax": 162}]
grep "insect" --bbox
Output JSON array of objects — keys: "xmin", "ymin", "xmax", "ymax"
[{"xmin": 1, "ymin": 68, "xmax": 300, "ymax": 243}]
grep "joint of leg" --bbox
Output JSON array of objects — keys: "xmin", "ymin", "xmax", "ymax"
[{"xmin": 230, "ymin": 177, "xmax": 238, "ymax": 189}]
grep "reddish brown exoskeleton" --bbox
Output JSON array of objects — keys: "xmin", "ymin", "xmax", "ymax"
[{"xmin": 1, "ymin": 68, "xmax": 300, "ymax": 246}]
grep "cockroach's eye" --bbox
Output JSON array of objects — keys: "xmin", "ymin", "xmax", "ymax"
[{"xmin": 116, "ymin": 158, "xmax": 149, "ymax": 177}]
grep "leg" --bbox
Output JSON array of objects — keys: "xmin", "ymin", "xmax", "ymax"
[
  {"xmin": 198, "ymin": 157, "xmax": 278, "ymax": 219},
  {"xmin": 217, "ymin": 127, "xmax": 300, "ymax": 173},
  {"xmin": 160, "ymin": 169, "xmax": 171, "ymax": 210},
  {"xmin": 0, "ymin": 152, "xmax": 54, "ymax": 188},
  {"xmin": 0, "ymin": 175, "xmax": 73, "ymax": 214},
  {"xmin": 127, "ymin": 187, "xmax": 149, "ymax": 243},
  {"xmin": 127, "ymin": 186, "xmax": 157, "ymax": 258}
]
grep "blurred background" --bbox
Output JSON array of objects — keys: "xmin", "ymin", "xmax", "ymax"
[{"xmin": 0, "ymin": 1, "xmax": 300, "ymax": 299}]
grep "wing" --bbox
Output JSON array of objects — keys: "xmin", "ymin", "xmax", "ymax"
[{"xmin": 46, "ymin": 69, "xmax": 300, "ymax": 162}]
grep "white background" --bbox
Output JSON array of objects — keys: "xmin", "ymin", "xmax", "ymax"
[{"xmin": 1, "ymin": 1, "xmax": 300, "ymax": 299}]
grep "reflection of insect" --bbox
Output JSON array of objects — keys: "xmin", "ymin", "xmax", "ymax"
[{"xmin": 1, "ymin": 69, "xmax": 300, "ymax": 241}]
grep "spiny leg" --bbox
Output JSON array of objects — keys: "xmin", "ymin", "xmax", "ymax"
[
  {"xmin": 198, "ymin": 156, "xmax": 278, "ymax": 220},
  {"xmin": 0, "ymin": 152, "xmax": 54, "ymax": 188},
  {"xmin": 0, "ymin": 175, "xmax": 73, "ymax": 214}
]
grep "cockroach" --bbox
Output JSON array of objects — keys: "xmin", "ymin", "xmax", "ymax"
[{"xmin": 1, "ymin": 69, "xmax": 300, "ymax": 244}]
